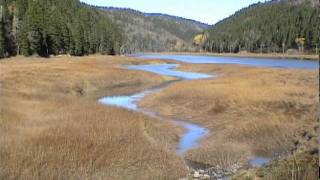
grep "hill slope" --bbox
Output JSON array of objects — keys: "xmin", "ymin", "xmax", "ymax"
[
  {"xmin": 202, "ymin": 0, "xmax": 319, "ymax": 54},
  {"xmin": 0, "ymin": 0, "xmax": 124, "ymax": 58},
  {"xmin": 98, "ymin": 7, "xmax": 209, "ymax": 53}
]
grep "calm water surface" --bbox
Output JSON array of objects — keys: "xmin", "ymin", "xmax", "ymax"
[
  {"xmin": 250, "ymin": 157, "xmax": 270, "ymax": 167},
  {"xmin": 140, "ymin": 54, "xmax": 318, "ymax": 69},
  {"xmin": 127, "ymin": 64, "xmax": 212, "ymax": 80}
]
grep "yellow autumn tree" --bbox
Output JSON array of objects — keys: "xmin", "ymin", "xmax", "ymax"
[
  {"xmin": 295, "ymin": 37, "xmax": 305, "ymax": 53},
  {"xmin": 194, "ymin": 34, "xmax": 205, "ymax": 46},
  {"xmin": 174, "ymin": 41, "xmax": 184, "ymax": 52}
]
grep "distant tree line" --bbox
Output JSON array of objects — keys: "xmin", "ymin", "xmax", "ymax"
[
  {"xmin": 0, "ymin": 0, "xmax": 124, "ymax": 58},
  {"xmin": 200, "ymin": 1, "xmax": 320, "ymax": 54}
]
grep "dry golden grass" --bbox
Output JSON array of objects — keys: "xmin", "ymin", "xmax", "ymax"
[
  {"xmin": 1, "ymin": 55, "xmax": 318, "ymax": 179},
  {"xmin": 140, "ymin": 63, "xmax": 319, "ymax": 174},
  {"xmin": 233, "ymin": 151, "xmax": 319, "ymax": 180},
  {"xmin": 0, "ymin": 55, "xmax": 188, "ymax": 179}
]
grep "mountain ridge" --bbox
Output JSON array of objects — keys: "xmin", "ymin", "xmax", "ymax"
[
  {"xmin": 94, "ymin": 6, "xmax": 209, "ymax": 53},
  {"xmin": 97, "ymin": 6, "xmax": 210, "ymax": 28}
]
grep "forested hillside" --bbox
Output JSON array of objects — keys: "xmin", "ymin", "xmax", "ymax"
[
  {"xmin": 0, "ymin": 0, "xmax": 124, "ymax": 58},
  {"xmin": 201, "ymin": 0, "xmax": 319, "ymax": 54},
  {"xmin": 98, "ymin": 7, "xmax": 209, "ymax": 53}
]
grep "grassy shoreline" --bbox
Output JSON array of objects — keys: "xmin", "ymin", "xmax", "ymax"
[{"xmin": 144, "ymin": 51, "xmax": 319, "ymax": 61}]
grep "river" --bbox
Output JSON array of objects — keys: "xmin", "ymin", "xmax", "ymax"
[
  {"xmin": 99, "ymin": 54, "xmax": 317, "ymax": 165},
  {"xmin": 99, "ymin": 63, "xmax": 211, "ymax": 155},
  {"xmin": 140, "ymin": 54, "xmax": 318, "ymax": 69}
]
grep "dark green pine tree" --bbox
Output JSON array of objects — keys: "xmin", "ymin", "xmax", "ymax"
[
  {"xmin": 18, "ymin": 20, "xmax": 30, "ymax": 56},
  {"xmin": 203, "ymin": 1, "xmax": 319, "ymax": 53},
  {"xmin": 0, "ymin": 4, "xmax": 5, "ymax": 58},
  {"xmin": 71, "ymin": 21, "xmax": 85, "ymax": 56},
  {"xmin": 0, "ymin": 0, "xmax": 124, "ymax": 58},
  {"xmin": 46, "ymin": 9, "xmax": 61, "ymax": 55},
  {"xmin": 25, "ymin": 1, "xmax": 43, "ymax": 56},
  {"xmin": 61, "ymin": 24, "xmax": 71, "ymax": 54}
]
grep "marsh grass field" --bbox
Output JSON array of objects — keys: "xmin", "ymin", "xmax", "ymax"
[
  {"xmin": 141, "ymin": 63, "xmax": 319, "ymax": 179},
  {"xmin": 0, "ymin": 55, "xmax": 319, "ymax": 179},
  {"xmin": 0, "ymin": 56, "xmax": 188, "ymax": 179}
]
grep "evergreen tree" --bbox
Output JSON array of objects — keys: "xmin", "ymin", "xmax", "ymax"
[
  {"xmin": 203, "ymin": 1, "xmax": 319, "ymax": 54},
  {"xmin": 19, "ymin": 20, "xmax": 30, "ymax": 56},
  {"xmin": 0, "ymin": 0, "xmax": 124, "ymax": 58},
  {"xmin": 0, "ymin": 4, "xmax": 5, "ymax": 58}
]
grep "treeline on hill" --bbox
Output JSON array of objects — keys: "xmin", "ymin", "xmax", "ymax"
[
  {"xmin": 200, "ymin": 0, "xmax": 319, "ymax": 54},
  {"xmin": 0, "ymin": 0, "xmax": 124, "ymax": 58}
]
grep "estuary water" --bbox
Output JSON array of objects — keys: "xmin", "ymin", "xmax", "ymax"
[
  {"xmin": 140, "ymin": 54, "xmax": 318, "ymax": 69},
  {"xmin": 99, "ymin": 64, "xmax": 211, "ymax": 155},
  {"xmin": 99, "ymin": 54, "xmax": 308, "ymax": 163}
]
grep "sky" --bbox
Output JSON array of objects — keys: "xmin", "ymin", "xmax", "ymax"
[{"xmin": 80, "ymin": 0, "xmax": 262, "ymax": 25}]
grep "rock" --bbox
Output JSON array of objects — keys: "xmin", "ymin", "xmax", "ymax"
[
  {"xmin": 202, "ymin": 174, "xmax": 210, "ymax": 179},
  {"xmin": 210, "ymin": 172, "xmax": 217, "ymax": 177},
  {"xmin": 179, "ymin": 178, "xmax": 188, "ymax": 180},
  {"xmin": 306, "ymin": 132, "xmax": 313, "ymax": 140},
  {"xmin": 286, "ymin": 49, "xmax": 300, "ymax": 55},
  {"xmin": 193, "ymin": 171, "xmax": 200, "ymax": 178},
  {"xmin": 199, "ymin": 170, "xmax": 205, "ymax": 174},
  {"xmin": 216, "ymin": 170, "xmax": 223, "ymax": 175}
]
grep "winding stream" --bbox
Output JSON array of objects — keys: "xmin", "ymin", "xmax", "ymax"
[
  {"xmin": 99, "ymin": 64, "xmax": 212, "ymax": 155},
  {"xmin": 99, "ymin": 55, "xmax": 317, "ymax": 168}
]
